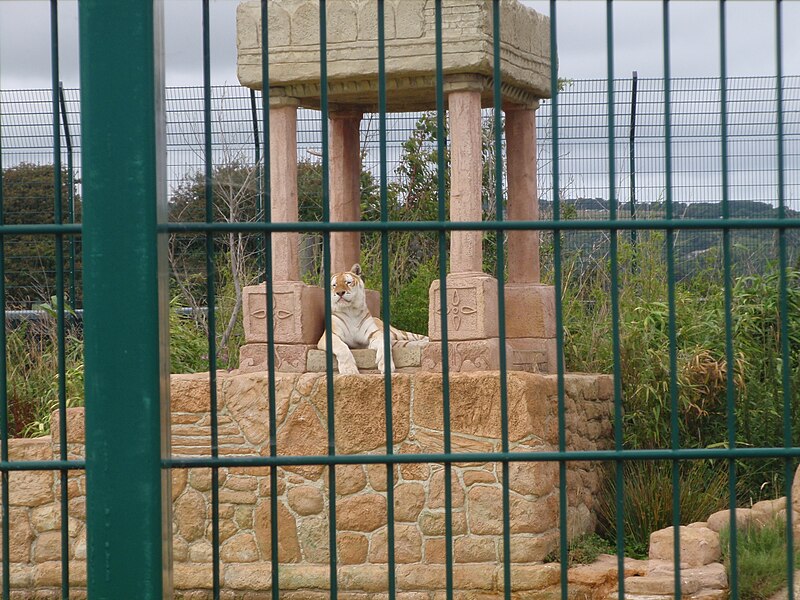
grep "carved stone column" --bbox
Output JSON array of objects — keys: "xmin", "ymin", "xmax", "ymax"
[
  {"xmin": 269, "ymin": 95, "xmax": 301, "ymax": 282},
  {"xmin": 504, "ymin": 104, "xmax": 556, "ymax": 373},
  {"xmin": 424, "ymin": 76, "xmax": 505, "ymax": 372},
  {"xmin": 329, "ymin": 110, "xmax": 363, "ymax": 274},
  {"xmin": 239, "ymin": 91, "xmax": 324, "ymax": 373},
  {"xmin": 447, "ymin": 77, "xmax": 484, "ymax": 275},
  {"xmin": 506, "ymin": 106, "xmax": 540, "ymax": 285}
]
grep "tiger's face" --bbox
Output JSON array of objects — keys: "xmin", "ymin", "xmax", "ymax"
[{"xmin": 330, "ymin": 264, "xmax": 365, "ymax": 311}]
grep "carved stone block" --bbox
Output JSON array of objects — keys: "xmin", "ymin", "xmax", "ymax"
[
  {"xmin": 242, "ymin": 282, "xmax": 324, "ymax": 345},
  {"xmin": 306, "ymin": 346, "xmax": 423, "ymax": 373},
  {"xmin": 422, "ymin": 339, "xmax": 507, "ymax": 372},
  {"xmin": 507, "ymin": 337, "xmax": 558, "ymax": 374},
  {"xmin": 238, "ymin": 343, "xmax": 316, "ymax": 373},
  {"xmin": 504, "ymin": 283, "xmax": 556, "ymax": 339},
  {"xmin": 428, "ymin": 273, "xmax": 499, "ymax": 342},
  {"xmin": 236, "ymin": 0, "xmax": 551, "ymax": 111}
]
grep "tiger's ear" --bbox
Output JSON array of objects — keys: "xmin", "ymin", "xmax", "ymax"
[{"xmin": 351, "ymin": 264, "xmax": 362, "ymax": 277}]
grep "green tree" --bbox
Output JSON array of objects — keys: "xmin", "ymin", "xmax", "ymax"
[{"xmin": 2, "ymin": 162, "xmax": 81, "ymax": 308}]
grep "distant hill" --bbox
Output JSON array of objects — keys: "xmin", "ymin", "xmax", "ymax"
[{"xmin": 538, "ymin": 199, "xmax": 800, "ymax": 278}]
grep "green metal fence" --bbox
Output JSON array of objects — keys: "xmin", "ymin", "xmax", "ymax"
[{"xmin": 0, "ymin": 1, "xmax": 799, "ymax": 599}]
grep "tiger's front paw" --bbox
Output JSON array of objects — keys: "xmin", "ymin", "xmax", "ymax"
[
  {"xmin": 338, "ymin": 361, "xmax": 360, "ymax": 376},
  {"xmin": 377, "ymin": 360, "xmax": 396, "ymax": 376}
]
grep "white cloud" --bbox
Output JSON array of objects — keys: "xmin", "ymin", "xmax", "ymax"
[
  {"xmin": 523, "ymin": 0, "xmax": 799, "ymax": 80},
  {"xmin": 1, "ymin": 1, "xmax": 797, "ymax": 90}
]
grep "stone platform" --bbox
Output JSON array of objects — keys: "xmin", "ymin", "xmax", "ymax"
[{"xmin": 3, "ymin": 370, "xmax": 614, "ymax": 598}]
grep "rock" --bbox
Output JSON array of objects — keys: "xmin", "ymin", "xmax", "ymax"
[{"xmin": 649, "ymin": 526, "xmax": 721, "ymax": 567}]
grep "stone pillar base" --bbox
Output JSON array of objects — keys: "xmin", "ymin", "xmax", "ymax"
[
  {"xmin": 243, "ymin": 281, "xmax": 325, "ymax": 345},
  {"xmin": 241, "ymin": 281, "xmax": 322, "ymax": 373},
  {"xmin": 428, "ymin": 273, "xmax": 499, "ymax": 342},
  {"xmin": 238, "ymin": 343, "xmax": 317, "ymax": 373},
  {"xmin": 424, "ymin": 279, "xmax": 557, "ymax": 373},
  {"xmin": 504, "ymin": 283, "xmax": 556, "ymax": 339},
  {"xmin": 507, "ymin": 337, "xmax": 558, "ymax": 374},
  {"xmin": 505, "ymin": 283, "xmax": 557, "ymax": 373}
]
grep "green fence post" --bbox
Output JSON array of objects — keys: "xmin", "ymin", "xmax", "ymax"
[{"xmin": 79, "ymin": 1, "xmax": 172, "ymax": 598}]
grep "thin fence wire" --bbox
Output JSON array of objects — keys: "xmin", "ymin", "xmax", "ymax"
[{"xmin": 2, "ymin": 76, "xmax": 799, "ymax": 306}]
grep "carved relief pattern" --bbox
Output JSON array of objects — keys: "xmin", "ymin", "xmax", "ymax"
[
  {"xmin": 249, "ymin": 292, "xmax": 296, "ymax": 338},
  {"xmin": 434, "ymin": 288, "xmax": 478, "ymax": 331},
  {"xmin": 272, "ymin": 291, "xmax": 297, "ymax": 337}
]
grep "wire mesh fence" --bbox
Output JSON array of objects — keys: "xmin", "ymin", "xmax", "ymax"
[{"xmin": 2, "ymin": 75, "xmax": 799, "ymax": 308}]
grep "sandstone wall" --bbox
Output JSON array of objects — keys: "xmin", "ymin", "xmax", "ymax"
[{"xmin": 2, "ymin": 371, "xmax": 612, "ymax": 598}]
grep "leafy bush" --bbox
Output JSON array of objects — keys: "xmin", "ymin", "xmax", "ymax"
[
  {"xmin": 169, "ymin": 298, "xmax": 212, "ymax": 374},
  {"xmin": 557, "ymin": 231, "xmax": 800, "ymax": 503},
  {"xmin": 387, "ymin": 260, "xmax": 439, "ymax": 335},
  {"xmin": 545, "ymin": 533, "xmax": 616, "ymax": 566}
]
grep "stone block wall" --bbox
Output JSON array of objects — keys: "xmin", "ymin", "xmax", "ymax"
[{"xmin": 1, "ymin": 371, "xmax": 612, "ymax": 598}]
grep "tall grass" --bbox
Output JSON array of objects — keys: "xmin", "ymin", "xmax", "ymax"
[
  {"xmin": 721, "ymin": 517, "xmax": 800, "ymax": 600},
  {"xmin": 6, "ymin": 316, "xmax": 84, "ymax": 437},
  {"xmin": 5, "ymin": 295, "xmax": 224, "ymax": 438},
  {"xmin": 555, "ymin": 231, "xmax": 800, "ymax": 503},
  {"xmin": 594, "ymin": 460, "xmax": 729, "ymax": 558}
]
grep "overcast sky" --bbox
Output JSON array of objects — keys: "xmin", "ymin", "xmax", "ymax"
[{"xmin": 0, "ymin": 1, "xmax": 798, "ymax": 90}]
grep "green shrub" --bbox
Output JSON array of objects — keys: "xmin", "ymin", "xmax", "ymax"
[
  {"xmin": 557, "ymin": 231, "xmax": 800, "ymax": 504},
  {"xmin": 389, "ymin": 260, "xmax": 439, "ymax": 335},
  {"xmin": 169, "ymin": 298, "xmax": 211, "ymax": 374},
  {"xmin": 721, "ymin": 517, "xmax": 800, "ymax": 600},
  {"xmin": 545, "ymin": 533, "xmax": 616, "ymax": 566}
]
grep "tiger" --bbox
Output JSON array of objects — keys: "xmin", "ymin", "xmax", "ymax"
[{"xmin": 317, "ymin": 264, "xmax": 429, "ymax": 375}]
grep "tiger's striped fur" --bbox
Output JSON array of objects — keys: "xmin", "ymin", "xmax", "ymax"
[{"xmin": 317, "ymin": 264, "xmax": 429, "ymax": 375}]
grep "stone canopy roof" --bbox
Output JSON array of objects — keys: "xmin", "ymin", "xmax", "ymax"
[{"xmin": 237, "ymin": 0, "xmax": 552, "ymax": 111}]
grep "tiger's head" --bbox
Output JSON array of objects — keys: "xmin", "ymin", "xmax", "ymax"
[{"xmin": 330, "ymin": 263, "xmax": 366, "ymax": 312}]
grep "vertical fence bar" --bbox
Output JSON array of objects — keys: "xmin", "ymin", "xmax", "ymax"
[
  {"xmin": 58, "ymin": 83, "xmax": 77, "ymax": 309},
  {"xmin": 258, "ymin": 2, "xmax": 281, "ymax": 597},
  {"xmin": 80, "ymin": 0, "xmax": 171, "ymax": 596},
  {"xmin": 628, "ymin": 70, "xmax": 638, "ymax": 254},
  {"xmin": 605, "ymin": 3, "xmax": 626, "ymax": 595},
  {"xmin": 433, "ymin": 3, "xmax": 454, "ymax": 598},
  {"xmin": 490, "ymin": 3, "xmax": 512, "ymax": 598},
  {"xmin": 0, "ymin": 39, "xmax": 9, "ymax": 600},
  {"xmin": 662, "ymin": 5, "xmax": 683, "ymax": 599},
  {"xmin": 318, "ymin": 3, "xmax": 339, "ymax": 596},
  {"xmin": 377, "ymin": 2, "xmax": 397, "ymax": 597},
  {"xmin": 249, "ymin": 88, "xmax": 264, "ymax": 283},
  {"xmin": 49, "ymin": 2, "xmax": 70, "ymax": 595},
  {"xmin": 548, "ymin": 5, "xmax": 569, "ymax": 599},
  {"xmin": 775, "ymin": 1, "xmax": 794, "ymax": 596},
  {"xmin": 200, "ymin": 1, "xmax": 221, "ymax": 597},
  {"xmin": 718, "ymin": 4, "xmax": 739, "ymax": 596}
]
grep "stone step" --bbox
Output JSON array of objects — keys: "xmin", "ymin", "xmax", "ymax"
[{"xmin": 306, "ymin": 346, "xmax": 424, "ymax": 373}]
